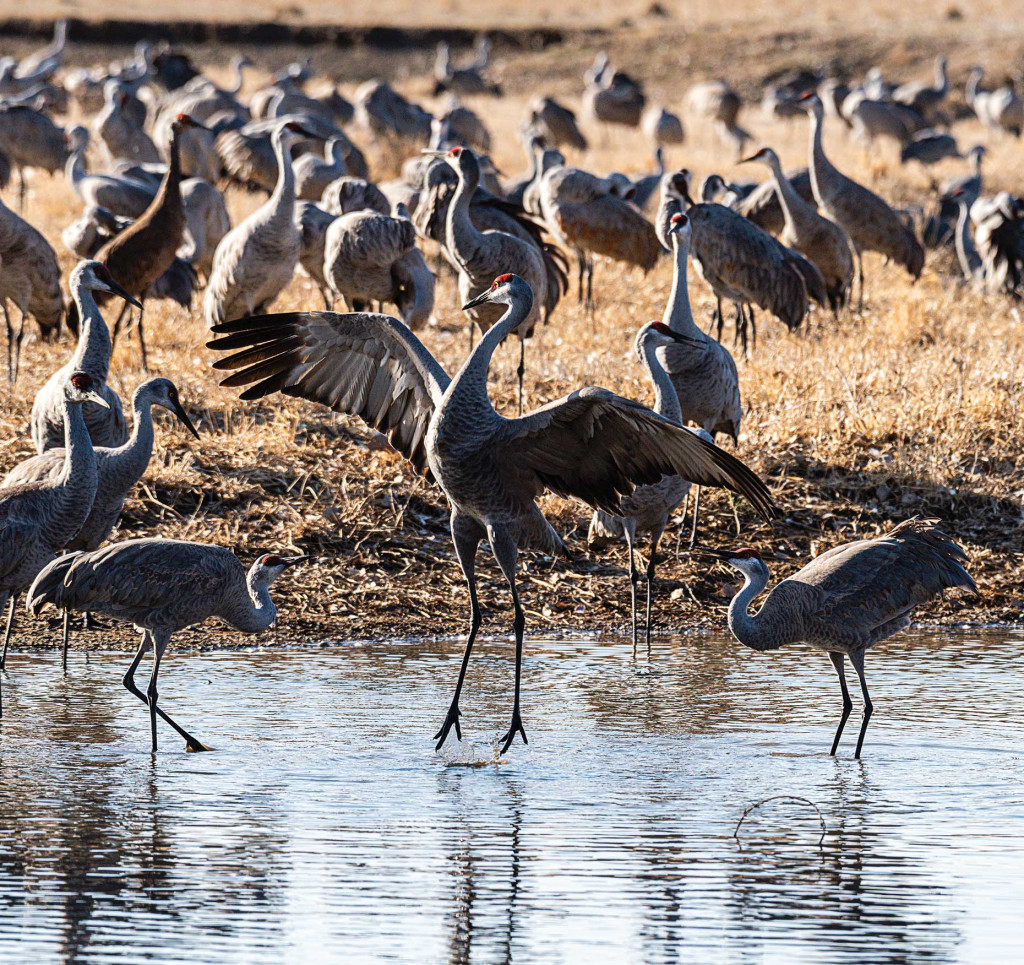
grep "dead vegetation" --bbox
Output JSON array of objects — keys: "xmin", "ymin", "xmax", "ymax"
[{"xmin": 1, "ymin": 17, "xmax": 1022, "ymax": 652}]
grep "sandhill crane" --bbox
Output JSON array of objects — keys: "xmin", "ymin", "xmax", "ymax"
[
  {"xmin": 613, "ymin": 147, "xmax": 665, "ymax": 212},
  {"xmin": 321, "ymin": 176, "xmax": 390, "ymax": 216},
  {"xmin": 266, "ymin": 84, "xmax": 354, "ymax": 129},
  {"xmin": 432, "ymin": 99, "xmax": 492, "ymax": 154},
  {"xmin": 65, "ymin": 127, "xmax": 156, "ymax": 219},
  {"xmin": 0, "ymin": 371, "xmax": 106, "ymax": 705},
  {"xmin": 0, "ymin": 103, "xmax": 67, "ymax": 208},
  {"xmin": 0, "ymin": 190, "xmax": 62, "ymax": 382},
  {"xmin": 741, "ymin": 147, "xmax": 854, "ymax": 314},
  {"xmin": 204, "ymin": 121, "xmax": 310, "ymax": 326},
  {"xmin": 294, "ymin": 137, "xmax": 348, "ymax": 200},
  {"xmin": 27, "ymin": 540, "xmax": 308, "ymax": 751},
  {"xmin": 799, "ymin": 94, "xmax": 924, "ymax": 309},
  {"xmin": 526, "ymin": 96, "xmax": 588, "ymax": 151},
  {"xmin": 642, "ymin": 106, "xmax": 684, "ymax": 149},
  {"xmin": 966, "ymin": 68, "xmax": 1023, "ymax": 137},
  {"xmin": 972, "ymin": 191, "xmax": 1024, "ymax": 296},
  {"xmin": 840, "ymin": 93, "xmax": 925, "ymax": 148},
  {"xmin": 93, "ymin": 80, "xmax": 161, "ymax": 165},
  {"xmin": 5, "ymin": 377, "xmax": 198, "ymax": 661},
  {"xmin": 31, "ymin": 262, "xmax": 141, "ymax": 453},
  {"xmin": 900, "ymin": 130, "xmax": 961, "ymax": 166},
  {"xmin": 296, "ymin": 201, "xmax": 337, "ymax": 309},
  {"xmin": 698, "ymin": 517, "xmax": 976, "ymax": 758},
  {"xmin": 685, "ymin": 80, "xmax": 750, "ymax": 158},
  {"xmin": 13, "ymin": 19, "xmax": 67, "ymax": 83},
  {"xmin": 503, "ymin": 131, "xmax": 545, "ymax": 207},
  {"xmin": 436, "ymin": 147, "xmax": 552, "ymax": 411},
  {"xmin": 583, "ymin": 54, "xmax": 645, "ymax": 129},
  {"xmin": 735, "ymin": 166, "xmax": 815, "ymax": 235},
  {"xmin": 434, "ymin": 42, "xmax": 500, "ymax": 96},
  {"xmin": 323, "ymin": 204, "xmax": 435, "ymax": 330},
  {"xmin": 658, "ymin": 213, "xmax": 742, "ymax": 544},
  {"xmin": 179, "ymin": 177, "xmax": 231, "ymax": 282},
  {"xmin": 538, "ymin": 160, "xmax": 660, "ymax": 311},
  {"xmin": 62, "ymin": 205, "xmax": 129, "ymax": 259},
  {"xmin": 354, "ymin": 80, "xmax": 432, "ymax": 143},
  {"xmin": 208, "ymin": 273, "xmax": 776, "ymax": 753},
  {"xmin": 589, "ymin": 320, "xmax": 712, "ymax": 655},
  {"xmin": 952, "ymin": 192, "xmax": 983, "ymax": 285},
  {"xmin": 893, "ymin": 56, "xmax": 949, "ymax": 123},
  {"xmin": 80, "ymin": 114, "xmax": 206, "ymax": 369},
  {"xmin": 663, "ymin": 171, "xmax": 815, "ymax": 351}
]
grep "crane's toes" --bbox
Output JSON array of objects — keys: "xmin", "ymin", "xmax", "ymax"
[
  {"xmin": 498, "ymin": 714, "xmax": 529, "ymax": 756},
  {"xmin": 185, "ymin": 739, "xmax": 211, "ymax": 753},
  {"xmin": 433, "ymin": 705, "xmax": 462, "ymax": 750}
]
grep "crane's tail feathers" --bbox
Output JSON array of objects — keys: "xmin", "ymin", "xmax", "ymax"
[
  {"xmin": 26, "ymin": 551, "xmax": 83, "ymax": 616},
  {"xmin": 885, "ymin": 516, "xmax": 978, "ymax": 595}
]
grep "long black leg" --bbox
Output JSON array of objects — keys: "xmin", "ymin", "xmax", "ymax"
[
  {"xmin": 585, "ymin": 255, "xmax": 595, "ymax": 314},
  {"xmin": 434, "ymin": 517, "xmax": 483, "ymax": 751},
  {"xmin": 490, "ymin": 527, "xmax": 527, "ymax": 754},
  {"xmin": 644, "ymin": 527, "xmax": 664, "ymax": 659},
  {"xmin": 688, "ymin": 485, "xmax": 702, "ymax": 548},
  {"xmin": 747, "ymin": 305, "xmax": 757, "ymax": 351},
  {"xmin": 576, "ymin": 252, "xmax": 585, "ymax": 304},
  {"xmin": 61, "ymin": 609, "xmax": 70, "ymax": 673},
  {"xmin": 123, "ymin": 630, "xmax": 208, "ymax": 752},
  {"xmin": 516, "ymin": 339, "xmax": 525, "ymax": 416},
  {"xmin": 3, "ymin": 303, "xmax": 12, "ymax": 385},
  {"xmin": 111, "ymin": 301, "xmax": 129, "ymax": 349},
  {"xmin": 624, "ymin": 524, "xmax": 639, "ymax": 659},
  {"xmin": 136, "ymin": 307, "xmax": 149, "ymax": 372},
  {"xmin": 1, "ymin": 593, "xmax": 17, "ymax": 671},
  {"xmin": 849, "ymin": 650, "xmax": 873, "ymax": 759},
  {"xmin": 827, "ymin": 651, "xmax": 853, "ymax": 755}
]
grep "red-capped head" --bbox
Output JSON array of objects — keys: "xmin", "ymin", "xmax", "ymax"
[
  {"xmin": 492, "ymin": 273, "xmax": 514, "ymax": 289},
  {"xmin": 650, "ymin": 321, "xmax": 674, "ymax": 336},
  {"xmin": 259, "ymin": 553, "xmax": 283, "ymax": 567},
  {"xmin": 448, "ymin": 146, "xmax": 464, "ymax": 158},
  {"xmin": 69, "ymin": 372, "xmax": 94, "ymax": 392}
]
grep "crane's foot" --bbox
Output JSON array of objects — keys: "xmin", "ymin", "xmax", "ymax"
[
  {"xmin": 498, "ymin": 709, "xmax": 528, "ymax": 755},
  {"xmin": 433, "ymin": 702, "xmax": 463, "ymax": 751},
  {"xmin": 185, "ymin": 737, "xmax": 211, "ymax": 753}
]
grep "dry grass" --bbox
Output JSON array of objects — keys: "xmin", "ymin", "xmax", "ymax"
[{"xmin": 2, "ymin": 19, "xmax": 1022, "ymax": 651}]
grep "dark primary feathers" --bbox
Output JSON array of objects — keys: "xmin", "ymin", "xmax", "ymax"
[
  {"xmin": 208, "ymin": 311, "xmax": 450, "ymax": 478},
  {"xmin": 504, "ymin": 387, "xmax": 776, "ymax": 520}
]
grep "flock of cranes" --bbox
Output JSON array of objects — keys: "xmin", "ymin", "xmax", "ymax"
[{"xmin": 0, "ymin": 24, "xmax": 1004, "ymax": 759}]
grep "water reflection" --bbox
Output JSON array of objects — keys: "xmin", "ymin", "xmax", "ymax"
[{"xmin": 0, "ymin": 630, "xmax": 1020, "ymax": 964}]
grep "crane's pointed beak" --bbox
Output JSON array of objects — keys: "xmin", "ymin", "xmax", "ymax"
[
  {"xmin": 737, "ymin": 153, "xmax": 758, "ymax": 165},
  {"xmin": 171, "ymin": 399, "xmax": 201, "ymax": 439},
  {"xmin": 669, "ymin": 331, "xmax": 706, "ymax": 348},
  {"xmin": 462, "ymin": 290, "xmax": 491, "ymax": 310},
  {"xmin": 84, "ymin": 390, "xmax": 110, "ymax": 409},
  {"xmin": 279, "ymin": 554, "xmax": 311, "ymax": 568},
  {"xmin": 105, "ymin": 276, "xmax": 143, "ymax": 310},
  {"xmin": 690, "ymin": 547, "xmax": 734, "ymax": 561}
]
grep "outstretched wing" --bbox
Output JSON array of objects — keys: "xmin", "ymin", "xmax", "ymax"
[
  {"xmin": 208, "ymin": 311, "xmax": 451, "ymax": 479},
  {"xmin": 504, "ymin": 387, "xmax": 776, "ymax": 519}
]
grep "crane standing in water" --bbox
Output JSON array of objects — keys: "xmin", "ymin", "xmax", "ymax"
[
  {"xmin": 208, "ymin": 273, "xmax": 777, "ymax": 755},
  {"xmin": 698, "ymin": 518, "xmax": 976, "ymax": 758}
]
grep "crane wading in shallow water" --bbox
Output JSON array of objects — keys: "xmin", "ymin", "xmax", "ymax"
[
  {"xmin": 28, "ymin": 540, "xmax": 309, "ymax": 752},
  {"xmin": 207, "ymin": 274, "xmax": 777, "ymax": 755},
  {"xmin": 697, "ymin": 517, "xmax": 976, "ymax": 758}
]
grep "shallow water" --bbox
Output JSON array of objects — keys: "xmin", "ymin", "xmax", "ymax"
[{"xmin": 0, "ymin": 629, "xmax": 1022, "ymax": 964}]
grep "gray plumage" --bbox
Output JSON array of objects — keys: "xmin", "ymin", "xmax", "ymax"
[
  {"xmin": 179, "ymin": 177, "xmax": 231, "ymax": 281},
  {"xmin": 0, "ymin": 371, "xmax": 106, "ymax": 696},
  {"xmin": 92, "ymin": 80, "xmax": 161, "ymax": 165},
  {"xmin": 583, "ymin": 54, "xmax": 645, "ymax": 128},
  {"xmin": 296, "ymin": 201, "xmax": 337, "ymax": 309},
  {"xmin": 27, "ymin": 539, "xmax": 306, "ymax": 751},
  {"xmin": 321, "ymin": 176, "xmax": 390, "ymax": 216},
  {"xmin": 742, "ymin": 147, "xmax": 854, "ymax": 314},
  {"xmin": 6, "ymin": 378, "xmax": 200, "ymax": 551},
  {"xmin": 589, "ymin": 321, "xmax": 711, "ymax": 655},
  {"xmin": 966, "ymin": 68, "xmax": 1023, "ymax": 137},
  {"xmin": 207, "ymin": 273, "xmax": 777, "ymax": 754},
  {"xmin": 12, "ymin": 19, "xmax": 66, "ymax": 83},
  {"xmin": 900, "ymin": 130, "xmax": 961, "ymax": 166},
  {"xmin": 0, "ymin": 189, "xmax": 62, "ymax": 382},
  {"xmin": 685, "ymin": 80, "xmax": 750, "ymax": 157},
  {"xmin": 294, "ymin": 137, "xmax": 348, "ymax": 200},
  {"xmin": 893, "ymin": 56, "xmax": 949, "ymax": 122},
  {"xmin": 433, "ymin": 42, "xmax": 500, "ymax": 97},
  {"xmin": 526, "ymin": 96, "xmax": 587, "ymax": 152},
  {"xmin": 735, "ymin": 167, "xmax": 815, "ymax": 235},
  {"xmin": 801, "ymin": 95, "xmax": 924, "ymax": 298},
  {"xmin": 642, "ymin": 106, "xmax": 684, "ymax": 148},
  {"xmin": 354, "ymin": 80, "xmax": 432, "ymax": 143},
  {"xmin": 32, "ymin": 262, "xmax": 134, "ymax": 453},
  {"xmin": 703, "ymin": 517, "xmax": 976, "ymax": 758},
  {"xmin": 0, "ymin": 103, "xmax": 67, "ymax": 206},
  {"xmin": 64, "ymin": 127, "xmax": 157, "ymax": 219},
  {"xmin": 204, "ymin": 122, "xmax": 305, "ymax": 326}
]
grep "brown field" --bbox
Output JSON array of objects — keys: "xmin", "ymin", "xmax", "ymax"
[{"xmin": 1, "ymin": 6, "xmax": 1022, "ymax": 654}]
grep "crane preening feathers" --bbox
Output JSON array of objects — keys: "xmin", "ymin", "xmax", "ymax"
[{"xmin": 208, "ymin": 273, "xmax": 777, "ymax": 754}]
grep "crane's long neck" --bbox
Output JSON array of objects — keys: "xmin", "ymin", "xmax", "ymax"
[
  {"xmin": 238, "ymin": 571, "xmax": 278, "ymax": 633},
  {"xmin": 806, "ymin": 107, "xmax": 833, "ymax": 194},
  {"xmin": 66, "ymin": 146, "xmax": 87, "ymax": 191},
  {"xmin": 954, "ymin": 200, "xmax": 981, "ymax": 280},
  {"xmin": 765, "ymin": 153, "xmax": 806, "ymax": 228},
  {"xmin": 70, "ymin": 283, "xmax": 112, "ymax": 381},
  {"xmin": 268, "ymin": 130, "xmax": 296, "ymax": 218},
  {"xmin": 726, "ymin": 569, "xmax": 786, "ymax": 653},
  {"xmin": 663, "ymin": 233, "xmax": 702, "ymax": 338},
  {"xmin": 452, "ymin": 293, "xmax": 532, "ymax": 406},
  {"xmin": 152, "ymin": 127, "xmax": 184, "ymax": 213},
  {"xmin": 47, "ymin": 399, "xmax": 98, "ymax": 546},
  {"xmin": 966, "ymin": 71, "xmax": 981, "ymax": 105},
  {"xmin": 228, "ymin": 58, "xmax": 245, "ymax": 95},
  {"xmin": 111, "ymin": 391, "xmax": 157, "ymax": 484},
  {"xmin": 936, "ymin": 59, "xmax": 948, "ymax": 95},
  {"xmin": 445, "ymin": 167, "xmax": 481, "ymax": 266},
  {"xmin": 641, "ymin": 339, "xmax": 681, "ymax": 424}
]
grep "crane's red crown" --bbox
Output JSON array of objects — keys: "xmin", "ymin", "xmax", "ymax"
[
  {"xmin": 70, "ymin": 373, "xmax": 93, "ymax": 391},
  {"xmin": 492, "ymin": 273, "xmax": 514, "ymax": 288},
  {"xmin": 650, "ymin": 322, "xmax": 673, "ymax": 335},
  {"xmin": 260, "ymin": 554, "xmax": 283, "ymax": 567},
  {"xmin": 733, "ymin": 548, "xmax": 762, "ymax": 559},
  {"xmin": 448, "ymin": 146, "xmax": 463, "ymax": 157},
  {"xmin": 670, "ymin": 213, "xmax": 688, "ymax": 226},
  {"xmin": 799, "ymin": 91, "xmax": 815, "ymax": 101},
  {"xmin": 95, "ymin": 264, "xmax": 115, "ymax": 283}
]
